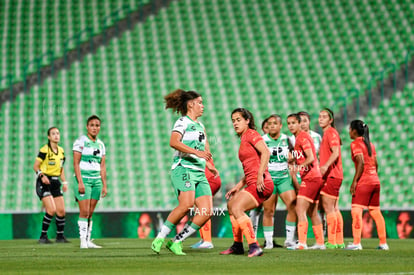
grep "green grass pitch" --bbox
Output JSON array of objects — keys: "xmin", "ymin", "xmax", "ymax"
[{"xmin": 1, "ymin": 238, "xmax": 413, "ymax": 274}]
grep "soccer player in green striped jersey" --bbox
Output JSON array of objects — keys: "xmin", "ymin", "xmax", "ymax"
[
  {"xmin": 73, "ymin": 115, "xmax": 107, "ymax": 249},
  {"xmin": 261, "ymin": 115, "xmax": 299, "ymax": 249},
  {"xmin": 151, "ymin": 89, "xmax": 218, "ymax": 256}
]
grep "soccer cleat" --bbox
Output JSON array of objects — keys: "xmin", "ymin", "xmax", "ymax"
[
  {"xmin": 248, "ymin": 243, "xmax": 263, "ymax": 257},
  {"xmin": 151, "ymin": 237, "xmax": 165, "ymax": 254},
  {"xmin": 197, "ymin": 241, "xmax": 214, "ymax": 249},
  {"xmin": 287, "ymin": 242, "xmax": 308, "ymax": 250},
  {"xmin": 336, "ymin": 243, "xmax": 345, "ymax": 249},
  {"xmin": 87, "ymin": 240, "xmax": 102, "ymax": 248},
  {"xmin": 190, "ymin": 240, "xmax": 204, "ymax": 249},
  {"xmin": 263, "ymin": 240, "xmax": 273, "ymax": 250},
  {"xmin": 377, "ymin": 243, "xmax": 389, "ymax": 250},
  {"xmin": 284, "ymin": 240, "xmax": 297, "ymax": 249},
  {"xmin": 80, "ymin": 238, "xmax": 88, "ymax": 249},
  {"xmin": 38, "ymin": 236, "xmax": 52, "ymax": 244},
  {"xmin": 308, "ymin": 243, "xmax": 326, "ymax": 250},
  {"xmin": 345, "ymin": 243, "xmax": 362, "ymax": 250},
  {"xmin": 325, "ymin": 242, "xmax": 337, "ymax": 249},
  {"xmin": 56, "ymin": 236, "xmax": 70, "ymax": 243},
  {"xmin": 262, "ymin": 240, "xmax": 283, "ymax": 249},
  {"xmin": 166, "ymin": 240, "xmax": 186, "ymax": 255},
  {"xmin": 220, "ymin": 242, "xmax": 245, "ymax": 255}
]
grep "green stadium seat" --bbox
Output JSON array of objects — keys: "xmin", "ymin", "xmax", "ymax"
[{"xmin": 1, "ymin": 0, "xmax": 414, "ymax": 211}]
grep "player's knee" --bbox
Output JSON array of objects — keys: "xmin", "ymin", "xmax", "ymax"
[
  {"xmin": 296, "ymin": 201, "xmax": 306, "ymax": 214},
  {"xmin": 201, "ymin": 207, "xmax": 213, "ymax": 217},
  {"xmin": 179, "ymin": 201, "xmax": 194, "ymax": 213},
  {"xmin": 263, "ymin": 207, "xmax": 275, "ymax": 218},
  {"xmin": 56, "ymin": 209, "xmax": 66, "ymax": 217},
  {"xmin": 45, "ymin": 205, "xmax": 56, "ymax": 216},
  {"xmin": 46, "ymin": 209, "xmax": 56, "ymax": 216},
  {"xmin": 79, "ymin": 210, "xmax": 90, "ymax": 218},
  {"xmin": 286, "ymin": 201, "xmax": 296, "ymax": 212},
  {"xmin": 368, "ymin": 208, "xmax": 380, "ymax": 216},
  {"xmin": 227, "ymin": 198, "xmax": 235, "ymax": 212},
  {"xmin": 351, "ymin": 207, "xmax": 363, "ymax": 218}
]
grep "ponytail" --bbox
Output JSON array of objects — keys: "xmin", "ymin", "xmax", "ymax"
[
  {"xmin": 362, "ymin": 123, "xmax": 372, "ymax": 156},
  {"xmin": 350, "ymin": 120, "xmax": 372, "ymax": 156},
  {"xmin": 164, "ymin": 89, "xmax": 201, "ymax": 116}
]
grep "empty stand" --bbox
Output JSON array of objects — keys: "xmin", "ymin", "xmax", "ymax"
[{"xmin": 0, "ymin": 0, "xmax": 413, "ymax": 211}]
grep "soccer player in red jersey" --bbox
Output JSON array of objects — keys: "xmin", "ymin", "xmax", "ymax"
[
  {"xmin": 191, "ymin": 159, "xmax": 221, "ymax": 249},
  {"xmin": 318, "ymin": 108, "xmax": 345, "ymax": 249},
  {"xmin": 220, "ymin": 108, "xmax": 274, "ymax": 257},
  {"xmin": 287, "ymin": 113, "xmax": 325, "ymax": 250},
  {"xmin": 346, "ymin": 120, "xmax": 389, "ymax": 250}
]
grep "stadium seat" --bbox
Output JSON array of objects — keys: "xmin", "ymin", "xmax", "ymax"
[{"xmin": 0, "ymin": 0, "xmax": 413, "ymax": 211}]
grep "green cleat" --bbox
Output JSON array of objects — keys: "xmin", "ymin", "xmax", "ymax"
[
  {"xmin": 325, "ymin": 242, "xmax": 337, "ymax": 249},
  {"xmin": 336, "ymin": 243, "xmax": 345, "ymax": 249},
  {"xmin": 166, "ymin": 240, "xmax": 186, "ymax": 255},
  {"xmin": 151, "ymin": 237, "xmax": 165, "ymax": 254}
]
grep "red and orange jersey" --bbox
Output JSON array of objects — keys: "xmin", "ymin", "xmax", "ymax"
[
  {"xmin": 320, "ymin": 127, "xmax": 343, "ymax": 179},
  {"xmin": 238, "ymin": 129, "xmax": 268, "ymax": 182},
  {"xmin": 294, "ymin": 131, "xmax": 321, "ymax": 181},
  {"xmin": 350, "ymin": 137, "xmax": 380, "ymax": 185}
]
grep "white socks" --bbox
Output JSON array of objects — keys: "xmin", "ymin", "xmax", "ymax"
[
  {"xmin": 78, "ymin": 220, "xmax": 88, "ymax": 240},
  {"xmin": 286, "ymin": 224, "xmax": 296, "ymax": 242},
  {"xmin": 173, "ymin": 223, "xmax": 198, "ymax": 242},
  {"xmin": 157, "ymin": 224, "xmax": 172, "ymax": 239},
  {"xmin": 249, "ymin": 209, "xmax": 261, "ymax": 236}
]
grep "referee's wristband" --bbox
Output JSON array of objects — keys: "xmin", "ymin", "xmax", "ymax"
[
  {"xmin": 62, "ymin": 181, "xmax": 68, "ymax": 185},
  {"xmin": 36, "ymin": 170, "xmax": 43, "ymax": 177}
]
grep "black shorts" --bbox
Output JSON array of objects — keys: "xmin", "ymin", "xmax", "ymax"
[{"xmin": 36, "ymin": 176, "xmax": 63, "ymax": 200}]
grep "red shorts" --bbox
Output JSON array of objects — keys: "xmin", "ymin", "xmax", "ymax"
[
  {"xmin": 207, "ymin": 175, "xmax": 222, "ymax": 196},
  {"xmin": 352, "ymin": 184, "xmax": 381, "ymax": 208},
  {"xmin": 297, "ymin": 177, "xmax": 324, "ymax": 204},
  {"xmin": 244, "ymin": 174, "xmax": 274, "ymax": 206},
  {"xmin": 320, "ymin": 177, "xmax": 343, "ymax": 199}
]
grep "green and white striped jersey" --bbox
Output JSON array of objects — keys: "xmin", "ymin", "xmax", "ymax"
[
  {"xmin": 73, "ymin": 135, "xmax": 106, "ymax": 179},
  {"xmin": 171, "ymin": 116, "xmax": 206, "ymax": 172},
  {"xmin": 263, "ymin": 133, "xmax": 290, "ymax": 179},
  {"xmin": 310, "ymin": 130, "xmax": 322, "ymax": 154}
]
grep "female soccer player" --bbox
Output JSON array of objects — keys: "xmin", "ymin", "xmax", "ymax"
[
  {"xmin": 151, "ymin": 89, "xmax": 218, "ymax": 256},
  {"xmin": 260, "ymin": 115, "xmax": 298, "ymax": 249},
  {"xmin": 73, "ymin": 115, "xmax": 107, "ymax": 249},
  {"xmin": 318, "ymin": 108, "xmax": 345, "ymax": 249},
  {"xmin": 33, "ymin": 127, "xmax": 69, "ymax": 244},
  {"xmin": 287, "ymin": 113, "xmax": 325, "ymax": 250},
  {"xmin": 220, "ymin": 108, "xmax": 273, "ymax": 257},
  {"xmin": 346, "ymin": 120, "xmax": 389, "ymax": 250},
  {"xmin": 298, "ymin": 111, "xmax": 326, "ymax": 236},
  {"xmin": 191, "ymin": 158, "xmax": 221, "ymax": 249},
  {"xmin": 249, "ymin": 117, "xmax": 280, "ymax": 243},
  {"xmin": 298, "ymin": 111, "xmax": 322, "ymax": 153}
]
